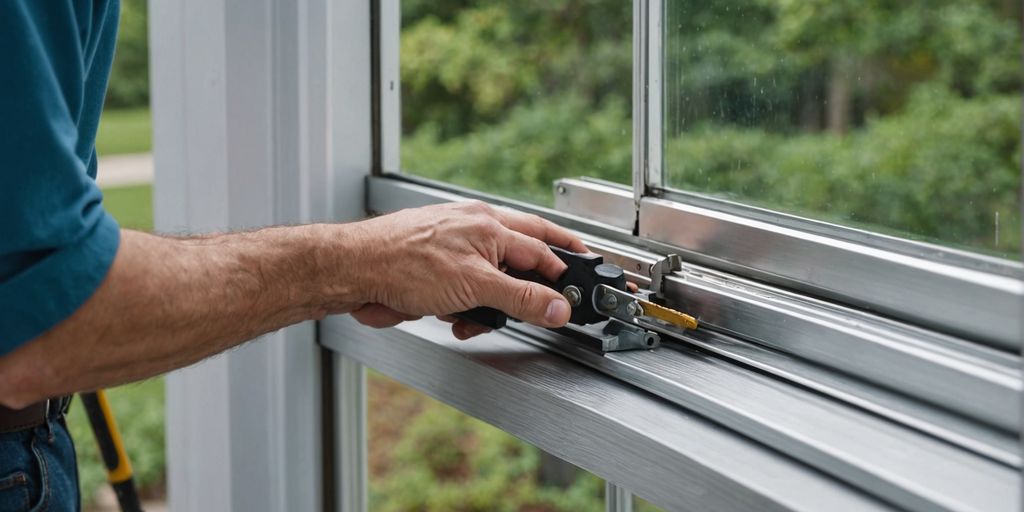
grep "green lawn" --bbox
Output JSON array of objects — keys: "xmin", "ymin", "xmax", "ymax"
[
  {"xmin": 96, "ymin": 108, "xmax": 152, "ymax": 155},
  {"xmin": 70, "ymin": 182, "xmax": 164, "ymax": 505},
  {"xmin": 102, "ymin": 184, "xmax": 153, "ymax": 231}
]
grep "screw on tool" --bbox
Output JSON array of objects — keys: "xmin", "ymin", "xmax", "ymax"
[{"xmin": 562, "ymin": 285, "xmax": 583, "ymax": 307}]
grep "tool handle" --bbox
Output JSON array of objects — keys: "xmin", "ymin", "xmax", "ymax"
[
  {"xmin": 452, "ymin": 265, "xmax": 552, "ymax": 329},
  {"xmin": 453, "ymin": 307, "xmax": 508, "ymax": 329},
  {"xmin": 80, "ymin": 391, "xmax": 144, "ymax": 512},
  {"xmin": 452, "ymin": 245, "xmax": 623, "ymax": 329}
]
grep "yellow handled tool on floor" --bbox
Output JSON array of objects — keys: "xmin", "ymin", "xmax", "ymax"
[{"xmin": 80, "ymin": 390, "xmax": 143, "ymax": 512}]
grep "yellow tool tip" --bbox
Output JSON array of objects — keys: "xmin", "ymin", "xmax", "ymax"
[{"xmin": 639, "ymin": 301, "xmax": 699, "ymax": 331}]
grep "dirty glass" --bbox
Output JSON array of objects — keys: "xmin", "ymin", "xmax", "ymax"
[
  {"xmin": 400, "ymin": 1, "xmax": 632, "ymax": 206},
  {"xmin": 367, "ymin": 371, "xmax": 607, "ymax": 511},
  {"xmin": 662, "ymin": 1, "xmax": 1022, "ymax": 258}
]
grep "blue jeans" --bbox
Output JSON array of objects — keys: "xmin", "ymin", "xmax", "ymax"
[{"xmin": 0, "ymin": 416, "xmax": 79, "ymax": 512}]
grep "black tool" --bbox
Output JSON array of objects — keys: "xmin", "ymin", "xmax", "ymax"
[{"xmin": 453, "ymin": 246, "xmax": 698, "ymax": 351}]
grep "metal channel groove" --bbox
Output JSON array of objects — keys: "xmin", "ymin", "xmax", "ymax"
[
  {"xmin": 639, "ymin": 197, "xmax": 1023, "ymax": 352},
  {"xmin": 504, "ymin": 325, "xmax": 1018, "ymax": 512},
  {"xmin": 583, "ymin": 235, "xmax": 1021, "ymax": 435},
  {"xmin": 598, "ymin": 246, "xmax": 1020, "ymax": 465},
  {"xmin": 672, "ymin": 328, "xmax": 1019, "ymax": 467},
  {"xmin": 321, "ymin": 315, "xmax": 891, "ymax": 512}
]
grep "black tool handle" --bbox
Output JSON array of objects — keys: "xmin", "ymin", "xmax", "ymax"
[
  {"xmin": 453, "ymin": 245, "xmax": 624, "ymax": 329},
  {"xmin": 453, "ymin": 307, "xmax": 508, "ymax": 329},
  {"xmin": 452, "ymin": 264, "xmax": 551, "ymax": 328}
]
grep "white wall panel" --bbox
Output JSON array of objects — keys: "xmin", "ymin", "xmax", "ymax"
[{"xmin": 150, "ymin": 0, "xmax": 366, "ymax": 508}]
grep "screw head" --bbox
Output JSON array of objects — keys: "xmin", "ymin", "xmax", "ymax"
[
  {"xmin": 562, "ymin": 285, "xmax": 583, "ymax": 307},
  {"xmin": 598, "ymin": 292, "xmax": 618, "ymax": 310},
  {"xmin": 556, "ymin": 185, "xmax": 568, "ymax": 195},
  {"xmin": 625, "ymin": 301, "xmax": 641, "ymax": 317}
]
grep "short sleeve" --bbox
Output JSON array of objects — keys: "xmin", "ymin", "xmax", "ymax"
[{"xmin": 0, "ymin": 2, "xmax": 121, "ymax": 355}]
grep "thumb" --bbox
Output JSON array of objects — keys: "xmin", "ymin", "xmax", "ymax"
[{"xmin": 478, "ymin": 271, "xmax": 572, "ymax": 328}]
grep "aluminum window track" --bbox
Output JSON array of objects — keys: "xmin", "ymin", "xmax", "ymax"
[
  {"xmin": 320, "ymin": 316, "xmax": 892, "ymax": 512},
  {"xmin": 363, "ymin": 174, "xmax": 1022, "ymax": 511},
  {"xmin": 369, "ymin": 176, "xmax": 1021, "ymax": 430},
  {"xmin": 581, "ymin": 235, "xmax": 1021, "ymax": 437}
]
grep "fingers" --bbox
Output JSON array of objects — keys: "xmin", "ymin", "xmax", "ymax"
[
  {"xmin": 435, "ymin": 314, "xmax": 492, "ymax": 340},
  {"xmin": 451, "ymin": 321, "xmax": 492, "ymax": 340},
  {"xmin": 351, "ymin": 303, "xmax": 421, "ymax": 329},
  {"xmin": 493, "ymin": 208, "xmax": 588, "ymax": 253},
  {"xmin": 501, "ymin": 230, "xmax": 568, "ymax": 283},
  {"xmin": 477, "ymin": 269, "xmax": 572, "ymax": 327}
]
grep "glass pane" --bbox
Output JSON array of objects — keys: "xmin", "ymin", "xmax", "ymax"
[
  {"xmin": 663, "ymin": 1, "xmax": 1022, "ymax": 258},
  {"xmin": 368, "ymin": 371, "xmax": 605, "ymax": 510},
  {"xmin": 400, "ymin": 1, "xmax": 632, "ymax": 205}
]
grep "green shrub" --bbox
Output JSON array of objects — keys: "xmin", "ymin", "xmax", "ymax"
[
  {"xmin": 665, "ymin": 86, "xmax": 1021, "ymax": 255},
  {"xmin": 370, "ymin": 399, "xmax": 606, "ymax": 512},
  {"xmin": 403, "ymin": 94, "xmax": 631, "ymax": 205},
  {"xmin": 106, "ymin": 0, "xmax": 149, "ymax": 108}
]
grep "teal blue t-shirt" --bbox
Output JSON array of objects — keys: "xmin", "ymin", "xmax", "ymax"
[{"xmin": 0, "ymin": 1, "xmax": 122, "ymax": 354}]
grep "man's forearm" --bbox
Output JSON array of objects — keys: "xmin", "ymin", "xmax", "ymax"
[
  {"xmin": 0, "ymin": 202, "xmax": 586, "ymax": 408},
  {"xmin": 0, "ymin": 225, "xmax": 361, "ymax": 407}
]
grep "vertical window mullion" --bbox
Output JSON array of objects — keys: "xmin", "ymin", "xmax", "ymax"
[
  {"xmin": 379, "ymin": 0, "xmax": 401, "ymax": 174},
  {"xmin": 631, "ymin": 0, "xmax": 648, "ymax": 210},
  {"xmin": 646, "ymin": 0, "xmax": 664, "ymax": 194},
  {"xmin": 605, "ymin": 482, "xmax": 635, "ymax": 512}
]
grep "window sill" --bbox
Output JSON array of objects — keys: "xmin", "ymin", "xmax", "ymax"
[{"xmin": 320, "ymin": 315, "xmax": 890, "ymax": 512}]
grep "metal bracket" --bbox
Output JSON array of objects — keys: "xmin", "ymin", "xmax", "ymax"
[
  {"xmin": 648, "ymin": 254, "xmax": 681, "ymax": 299},
  {"xmin": 562, "ymin": 320, "xmax": 660, "ymax": 352}
]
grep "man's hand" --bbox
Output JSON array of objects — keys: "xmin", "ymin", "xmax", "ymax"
[{"xmin": 342, "ymin": 201, "xmax": 587, "ymax": 339}]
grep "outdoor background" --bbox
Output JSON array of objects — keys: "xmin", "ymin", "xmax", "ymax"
[
  {"xmin": 403, "ymin": 0, "xmax": 1022, "ymax": 257},
  {"xmin": 79, "ymin": 0, "xmax": 1021, "ymax": 510}
]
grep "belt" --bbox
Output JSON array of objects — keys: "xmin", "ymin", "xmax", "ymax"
[{"xmin": 0, "ymin": 396, "xmax": 71, "ymax": 434}]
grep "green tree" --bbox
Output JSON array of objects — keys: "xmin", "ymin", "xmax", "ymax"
[{"xmin": 106, "ymin": 0, "xmax": 149, "ymax": 108}]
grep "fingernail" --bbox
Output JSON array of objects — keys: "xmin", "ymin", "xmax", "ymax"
[{"xmin": 545, "ymin": 299, "xmax": 570, "ymax": 324}]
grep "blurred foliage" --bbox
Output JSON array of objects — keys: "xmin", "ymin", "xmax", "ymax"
[
  {"xmin": 404, "ymin": 95, "xmax": 631, "ymax": 203},
  {"xmin": 402, "ymin": 0, "xmax": 1022, "ymax": 256},
  {"xmin": 96, "ymin": 108, "xmax": 152, "ymax": 156},
  {"xmin": 401, "ymin": 0, "xmax": 631, "ymax": 141},
  {"xmin": 400, "ymin": 0, "xmax": 633, "ymax": 202},
  {"xmin": 105, "ymin": 0, "xmax": 149, "ymax": 108},
  {"xmin": 665, "ymin": 87, "xmax": 1022, "ymax": 253},
  {"xmin": 102, "ymin": 184, "xmax": 153, "ymax": 231}
]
